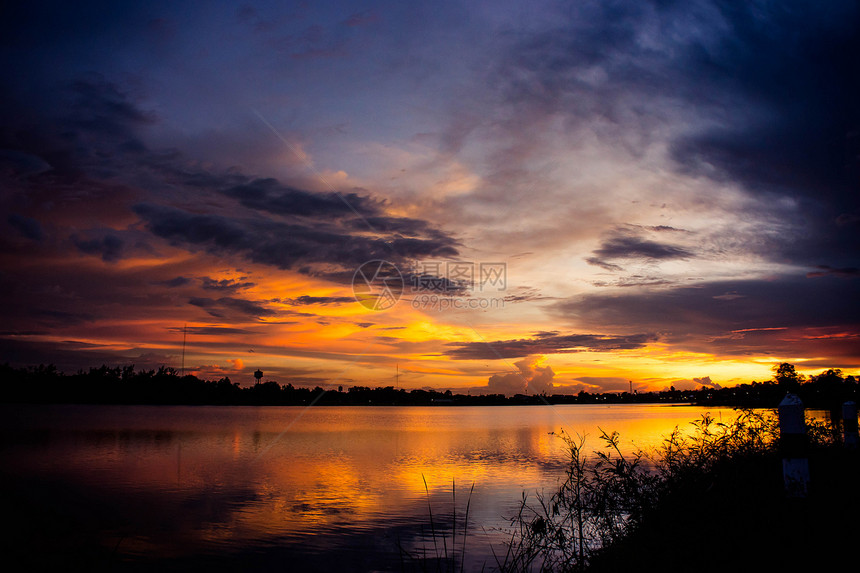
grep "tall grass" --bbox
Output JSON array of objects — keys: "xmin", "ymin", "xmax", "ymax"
[
  {"xmin": 406, "ymin": 409, "xmax": 838, "ymax": 572},
  {"xmin": 399, "ymin": 477, "xmax": 477, "ymax": 572},
  {"xmin": 494, "ymin": 409, "xmax": 796, "ymax": 572}
]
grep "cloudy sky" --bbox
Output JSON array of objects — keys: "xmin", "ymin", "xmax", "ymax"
[{"xmin": 2, "ymin": 0, "xmax": 858, "ymax": 393}]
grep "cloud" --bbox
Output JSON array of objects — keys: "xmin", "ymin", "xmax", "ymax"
[
  {"xmin": 33, "ymin": 309, "xmax": 95, "ymax": 326},
  {"xmin": 200, "ymin": 277, "xmax": 256, "ymax": 292},
  {"xmin": 553, "ymin": 275, "xmax": 860, "ymax": 359},
  {"xmin": 665, "ymin": 376, "xmax": 723, "ymax": 391},
  {"xmin": 1, "ymin": 1, "xmax": 858, "ymax": 379},
  {"xmin": 159, "ymin": 276, "xmax": 192, "ymax": 287},
  {"xmin": 693, "ymin": 376, "xmax": 721, "ymax": 390},
  {"xmin": 2, "ymin": 75, "xmax": 460, "ymax": 286},
  {"xmin": 647, "ymin": 225, "xmax": 689, "ymax": 233},
  {"xmin": 7, "ymin": 214, "xmax": 44, "ymax": 241},
  {"xmin": 0, "ymin": 336, "xmax": 176, "ymax": 374},
  {"xmin": 189, "ymin": 297, "xmax": 277, "ymax": 320},
  {"xmin": 568, "ymin": 376, "xmax": 633, "ymax": 394},
  {"xmin": 503, "ymin": 286, "xmax": 553, "ymax": 304},
  {"xmin": 284, "ymin": 295, "xmax": 355, "ymax": 306},
  {"xmin": 224, "ymin": 178, "xmax": 379, "ymax": 219},
  {"xmin": 132, "ymin": 201, "xmax": 458, "ymax": 279},
  {"xmin": 806, "ymin": 266, "xmax": 859, "ymax": 279},
  {"xmin": 586, "ymin": 257, "xmax": 625, "ymax": 272},
  {"xmin": 72, "ymin": 233, "xmax": 125, "ymax": 262},
  {"xmin": 486, "ymin": 355, "xmax": 555, "ymax": 396},
  {"xmin": 592, "ymin": 235, "xmax": 693, "ymax": 261},
  {"xmin": 591, "ymin": 275, "xmax": 675, "ymax": 288},
  {"xmin": 585, "ymin": 227, "xmax": 694, "ymax": 272},
  {"xmin": 454, "ymin": 0, "xmax": 860, "ymax": 273},
  {"xmin": 166, "ymin": 326, "xmax": 256, "ymax": 336},
  {"xmin": 446, "ymin": 331, "xmax": 656, "ymax": 360},
  {"xmin": 0, "ymin": 150, "xmax": 52, "ymax": 177},
  {"xmin": 663, "ymin": 2, "xmax": 860, "ymax": 265},
  {"xmin": 668, "ymin": 3, "xmax": 859, "ymax": 200}
]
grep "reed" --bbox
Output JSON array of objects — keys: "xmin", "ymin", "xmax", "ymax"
[
  {"xmin": 408, "ymin": 409, "xmax": 842, "ymax": 572},
  {"xmin": 399, "ymin": 477, "xmax": 477, "ymax": 572},
  {"xmin": 495, "ymin": 409, "xmax": 786, "ymax": 572}
]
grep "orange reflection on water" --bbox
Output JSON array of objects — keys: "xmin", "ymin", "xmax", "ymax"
[{"xmin": 2, "ymin": 403, "xmax": 749, "ymax": 566}]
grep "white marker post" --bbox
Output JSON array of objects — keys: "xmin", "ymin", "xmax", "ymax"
[
  {"xmin": 843, "ymin": 401, "xmax": 859, "ymax": 448},
  {"xmin": 778, "ymin": 393, "xmax": 809, "ymax": 498}
]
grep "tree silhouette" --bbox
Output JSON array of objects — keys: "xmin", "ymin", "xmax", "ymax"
[{"xmin": 773, "ymin": 362, "xmax": 802, "ymax": 390}]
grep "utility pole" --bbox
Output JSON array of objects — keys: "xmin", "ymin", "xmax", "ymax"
[{"xmin": 181, "ymin": 324, "xmax": 187, "ymax": 377}]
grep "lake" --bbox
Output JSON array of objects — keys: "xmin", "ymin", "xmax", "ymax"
[{"xmin": 0, "ymin": 403, "xmax": 745, "ymax": 571}]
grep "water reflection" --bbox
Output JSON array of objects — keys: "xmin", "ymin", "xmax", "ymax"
[{"xmin": 1, "ymin": 404, "xmax": 743, "ymax": 571}]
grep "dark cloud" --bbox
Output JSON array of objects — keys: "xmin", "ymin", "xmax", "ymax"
[
  {"xmin": 592, "ymin": 235, "xmax": 693, "ymax": 261},
  {"xmin": 493, "ymin": 0, "xmax": 859, "ymax": 269},
  {"xmin": 68, "ymin": 76, "xmax": 156, "ymax": 136},
  {"xmin": 189, "ymin": 297, "xmax": 277, "ymax": 320},
  {"xmin": 343, "ymin": 216, "xmax": 452, "ymax": 241},
  {"xmin": 647, "ymin": 225, "xmax": 689, "ymax": 233},
  {"xmin": 0, "ymin": 76, "xmax": 153, "ymax": 186},
  {"xmin": 225, "ymin": 179, "xmax": 379, "ymax": 219},
  {"xmin": 33, "ymin": 309, "xmax": 95, "ymax": 327},
  {"xmin": 0, "ymin": 150, "xmax": 52, "ymax": 177},
  {"xmin": 1, "ymin": 75, "xmax": 459, "ymax": 285},
  {"xmin": 72, "ymin": 233, "xmax": 124, "ymax": 262},
  {"xmin": 200, "ymin": 277, "xmax": 256, "ymax": 292},
  {"xmin": 664, "ymin": 2, "xmax": 860, "ymax": 265},
  {"xmin": 591, "ymin": 275, "xmax": 675, "ymax": 288},
  {"xmin": 7, "ymin": 213, "xmax": 44, "ymax": 241},
  {"xmin": 558, "ymin": 276, "xmax": 860, "ymax": 331},
  {"xmin": 158, "ymin": 276, "xmax": 192, "ymax": 287},
  {"xmin": 585, "ymin": 257, "xmax": 625, "ymax": 272},
  {"xmin": 499, "ymin": 0, "xmax": 858, "ymax": 210},
  {"xmin": 669, "ymin": 3, "xmax": 859, "ymax": 199},
  {"xmin": 806, "ymin": 266, "xmax": 859, "ymax": 279},
  {"xmin": 585, "ymin": 227, "xmax": 694, "ymax": 274},
  {"xmin": 133, "ymin": 202, "xmax": 458, "ymax": 278},
  {"xmin": 284, "ymin": 295, "xmax": 355, "ymax": 306},
  {"xmin": 553, "ymin": 275, "xmax": 860, "ymax": 359},
  {"xmin": 503, "ymin": 286, "xmax": 553, "ymax": 304},
  {"xmin": 0, "ymin": 336, "xmax": 176, "ymax": 373},
  {"xmin": 166, "ymin": 326, "xmax": 257, "ymax": 336},
  {"xmin": 446, "ymin": 331, "xmax": 656, "ymax": 360}
]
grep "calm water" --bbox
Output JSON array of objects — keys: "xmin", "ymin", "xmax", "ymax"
[{"xmin": 0, "ymin": 403, "xmax": 743, "ymax": 571}]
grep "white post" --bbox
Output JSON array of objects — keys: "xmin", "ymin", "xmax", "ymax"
[
  {"xmin": 843, "ymin": 401, "xmax": 859, "ymax": 448},
  {"xmin": 778, "ymin": 393, "xmax": 809, "ymax": 498}
]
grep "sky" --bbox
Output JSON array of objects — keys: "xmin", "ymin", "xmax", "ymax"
[{"xmin": 1, "ymin": 0, "xmax": 858, "ymax": 394}]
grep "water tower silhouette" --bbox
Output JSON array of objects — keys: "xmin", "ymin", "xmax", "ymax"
[{"xmin": 254, "ymin": 369, "xmax": 263, "ymax": 383}]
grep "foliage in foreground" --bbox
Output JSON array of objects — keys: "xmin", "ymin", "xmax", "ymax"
[{"xmin": 495, "ymin": 409, "xmax": 830, "ymax": 572}]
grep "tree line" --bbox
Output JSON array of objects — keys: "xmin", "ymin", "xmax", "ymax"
[{"xmin": 0, "ymin": 362, "xmax": 856, "ymax": 407}]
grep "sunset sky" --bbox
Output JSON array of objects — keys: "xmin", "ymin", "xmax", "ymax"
[{"xmin": 1, "ymin": 0, "xmax": 858, "ymax": 393}]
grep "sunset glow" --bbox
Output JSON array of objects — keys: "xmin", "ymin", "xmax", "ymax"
[{"xmin": 1, "ymin": 0, "xmax": 858, "ymax": 393}]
